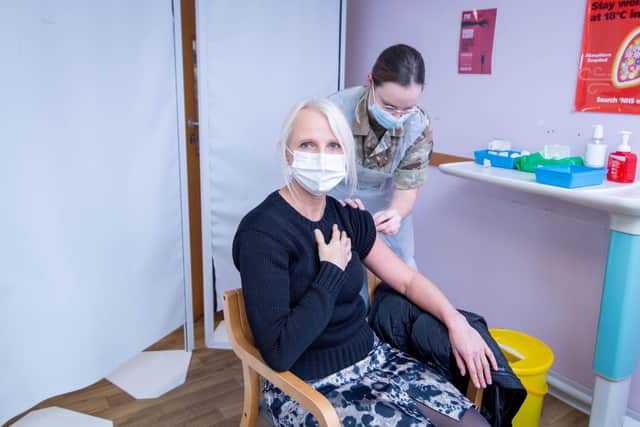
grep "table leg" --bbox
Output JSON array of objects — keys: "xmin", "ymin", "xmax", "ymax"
[{"xmin": 590, "ymin": 230, "xmax": 640, "ymax": 427}]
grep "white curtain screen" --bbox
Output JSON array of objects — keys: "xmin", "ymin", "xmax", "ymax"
[
  {"xmin": 0, "ymin": 1, "xmax": 188, "ymax": 423},
  {"xmin": 196, "ymin": 0, "xmax": 343, "ymax": 346}
]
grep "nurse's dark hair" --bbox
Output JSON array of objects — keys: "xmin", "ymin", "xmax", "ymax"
[{"xmin": 371, "ymin": 44, "xmax": 425, "ymax": 87}]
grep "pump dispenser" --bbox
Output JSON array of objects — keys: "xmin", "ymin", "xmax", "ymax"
[
  {"xmin": 619, "ymin": 131, "xmax": 632, "ymax": 151},
  {"xmin": 607, "ymin": 131, "xmax": 637, "ymax": 183},
  {"xmin": 585, "ymin": 124, "xmax": 607, "ymax": 168}
]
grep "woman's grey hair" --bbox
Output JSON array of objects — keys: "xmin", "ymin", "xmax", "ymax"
[{"xmin": 278, "ymin": 97, "xmax": 357, "ymax": 195}]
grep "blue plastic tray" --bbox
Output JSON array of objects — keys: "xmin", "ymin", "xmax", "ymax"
[
  {"xmin": 474, "ymin": 149, "xmax": 521, "ymax": 169},
  {"xmin": 534, "ymin": 165, "xmax": 606, "ymax": 188}
]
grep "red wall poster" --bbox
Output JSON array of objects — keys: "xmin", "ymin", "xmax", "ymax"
[
  {"xmin": 458, "ymin": 9, "xmax": 497, "ymax": 74},
  {"xmin": 575, "ymin": 0, "xmax": 640, "ymax": 114}
]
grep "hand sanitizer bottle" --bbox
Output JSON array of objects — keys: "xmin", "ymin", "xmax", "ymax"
[
  {"xmin": 607, "ymin": 131, "xmax": 637, "ymax": 183},
  {"xmin": 585, "ymin": 124, "xmax": 607, "ymax": 168}
]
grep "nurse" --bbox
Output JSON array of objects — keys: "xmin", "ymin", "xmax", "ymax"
[{"xmin": 329, "ymin": 44, "xmax": 432, "ymax": 269}]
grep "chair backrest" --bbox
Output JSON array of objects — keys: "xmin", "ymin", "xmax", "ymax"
[
  {"xmin": 224, "ymin": 272, "xmax": 379, "ymax": 363},
  {"xmin": 224, "ymin": 288, "xmax": 255, "ymax": 348},
  {"xmin": 228, "ymin": 272, "xmax": 380, "ymax": 337},
  {"xmin": 367, "ymin": 270, "xmax": 381, "ymax": 303},
  {"xmin": 357, "ymin": 268, "xmax": 382, "ymax": 315}
]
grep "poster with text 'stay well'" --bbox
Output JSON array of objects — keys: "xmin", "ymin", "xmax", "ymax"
[
  {"xmin": 575, "ymin": 0, "xmax": 640, "ymax": 114},
  {"xmin": 458, "ymin": 9, "xmax": 497, "ymax": 74}
]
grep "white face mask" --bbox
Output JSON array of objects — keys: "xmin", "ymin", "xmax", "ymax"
[{"xmin": 287, "ymin": 148, "xmax": 346, "ymax": 196}]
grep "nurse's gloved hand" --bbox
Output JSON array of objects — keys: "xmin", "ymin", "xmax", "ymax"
[
  {"xmin": 338, "ymin": 198, "xmax": 365, "ymax": 210},
  {"xmin": 373, "ymin": 208, "xmax": 401, "ymax": 235}
]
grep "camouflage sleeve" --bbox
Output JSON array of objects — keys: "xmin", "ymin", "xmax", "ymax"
[{"xmin": 394, "ymin": 119, "xmax": 434, "ymax": 190}]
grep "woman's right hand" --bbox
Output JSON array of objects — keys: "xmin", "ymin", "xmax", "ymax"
[
  {"xmin": 314, "ymin": 224, "xmax": 352, "ymax": 270},
  {"xmin": 447, "ymin": 314, "xmax": 498, "ymax": 389}
]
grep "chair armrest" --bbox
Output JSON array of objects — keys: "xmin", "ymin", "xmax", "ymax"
[
  {"xmin": 466, "ymin": 381, "xmax": 484, "ymax": 408},
  {"xmin": 230, "ymin": 332, "xmax": 339, "ymax": 427},
  {"xmin": 223, "ymin": 290, "xmax": 340, "ymax": 427}
]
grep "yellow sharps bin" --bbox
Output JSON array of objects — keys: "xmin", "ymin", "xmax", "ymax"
[{"xmin": 490, "ymin": 328, "xmax": 555, "ymax": 427}]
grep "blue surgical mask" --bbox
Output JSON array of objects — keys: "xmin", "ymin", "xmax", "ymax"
[{"xmin": 368, "ymin": 86, "xmax": 413, "ymax": 130}]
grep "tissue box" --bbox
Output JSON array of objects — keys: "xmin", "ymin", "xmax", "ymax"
[
  {"xmin": 474, "ymin": 149, "xmax": 521, "ymax": 169},
  {"xmin": 534, "ymin": 165, "xmax": 606, "ymax": 188}
]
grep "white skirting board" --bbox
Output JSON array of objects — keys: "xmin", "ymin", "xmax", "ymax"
[
  {"xmin": 206, "ymin": 321, "xmax": 232, "ymax": 350},
  {"xmin": 106, "ymin": 350, "xmax": 192, "ymax": 399},
  {"xmin": 11, "ymin": 407, "xmax": 112, "ymax": 427},
  {"xmin": 547, "ymin": 370, "xmax": 640, "ymax": 426}
]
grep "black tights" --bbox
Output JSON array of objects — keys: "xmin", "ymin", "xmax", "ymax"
[{"xmin": 417, "ymin": 402, "xmax": 490, "ymax": 427}]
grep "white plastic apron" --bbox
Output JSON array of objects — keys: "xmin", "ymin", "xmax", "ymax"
[
  {"xmin": 331, "ymin": 141, "xmax": 417, "ymax": 270},
  {"xmin": 329, "ymin": 86, "xmax": 425, "ymax": 271}
]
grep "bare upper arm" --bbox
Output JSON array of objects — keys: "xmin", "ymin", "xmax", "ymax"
[{"xmin": 363, "ymin": 236, "xmax": 417, "ymax": 296}]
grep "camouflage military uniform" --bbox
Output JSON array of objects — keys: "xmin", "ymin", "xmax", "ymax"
[
  {"xmin": 351, "ymin": 89, "xmax": 433, "ymax": 190},
  {"xmin": 329, "ymin": 86, "xmax": 433, "ymax": 269}
]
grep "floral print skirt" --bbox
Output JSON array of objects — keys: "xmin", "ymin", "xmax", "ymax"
[{"xmin": 262, "ymin": 337, "xmax": 474, "ymax": 426}]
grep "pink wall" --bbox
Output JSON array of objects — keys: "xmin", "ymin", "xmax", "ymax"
[{"xmin": 345, "ymin": 0, "xmax": 640, "ymax": 412}]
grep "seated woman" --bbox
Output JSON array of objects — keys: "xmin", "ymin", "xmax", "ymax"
[{"xmin": 232, "ymin": 98, "xmax": 497, "ymax": 427}]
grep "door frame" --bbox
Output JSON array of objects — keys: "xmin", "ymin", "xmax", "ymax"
[
  {"xmin": 172, "ymin": 0, "xmax": 196, "ymax": 351},
  {"xmin": 178, "ymin": 0, "xmax": 204, "ymax": 327}
]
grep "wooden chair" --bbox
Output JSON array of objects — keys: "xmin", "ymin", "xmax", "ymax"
[{"xmin": 223, "ymin": 272, "xmax": 483, "ymax": 427}]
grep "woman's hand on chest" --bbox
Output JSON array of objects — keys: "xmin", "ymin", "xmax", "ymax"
[{"xmin": 314, "ymin": 224, "xmax": 352, "ymax": 270}]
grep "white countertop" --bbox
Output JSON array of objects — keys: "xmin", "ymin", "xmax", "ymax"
[{"xmin": 439, "ymin": 162, "xmax": 640, "ymax": 219}]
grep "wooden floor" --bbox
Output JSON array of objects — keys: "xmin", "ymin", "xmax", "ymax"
[{"xmin": 5, "ymin": 318, "xmax": 589, "ymax": 427}]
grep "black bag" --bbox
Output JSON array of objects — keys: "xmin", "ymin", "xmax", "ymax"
[{"xmin": 369, "ymin": 283, "xmax": 526, "ymax": 427}]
